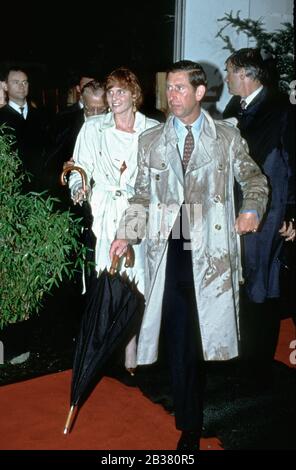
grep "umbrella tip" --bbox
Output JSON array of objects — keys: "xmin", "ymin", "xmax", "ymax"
[{"xmin": 63, "ymin": 405, "xmax": 75, "ymax": 435}]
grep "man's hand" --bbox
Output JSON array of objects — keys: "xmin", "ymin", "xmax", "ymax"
[
  {"xmin": 235, "ymin": 212, "xmax": 258, "ymax": 235},
  {"xmin": 110, "ymin": 239, "xmax": 129, "ymax": 259},
  {"xmin": 279, "ymin": 220, "xmax": 295, "ymax": 242}
]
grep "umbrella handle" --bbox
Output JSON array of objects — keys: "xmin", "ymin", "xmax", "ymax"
[
  {"xmin": 60, "ymin": 164, "xmax": 88, "ymax": 192},
  {"xmin": 109, "ymin": 245, "xmax": 135, "ymax": 275}
]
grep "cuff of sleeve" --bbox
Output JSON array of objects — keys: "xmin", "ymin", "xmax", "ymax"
[
  {"xmin": 240, "ymin": 209, "xmax": 259, "ymax": 219},
  {"xmin": 70, "ymin": 181, "xmax": 82, "ymax": 197}
]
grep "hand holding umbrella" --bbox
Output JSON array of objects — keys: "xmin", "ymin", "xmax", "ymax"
[
  {"xmin": 63, "ymin": 245, "xmax": 144, "ymax": 434},
  {"xmin": 60, "ymin": 163, "xmax": 88, "ymax": 205}
]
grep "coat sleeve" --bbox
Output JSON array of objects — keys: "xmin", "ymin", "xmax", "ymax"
[
  {"xmin": 282, "ymin": 104, "xmax": 295, "ymax": 219},
  {"xmin": 232, "ymin": 130, "xmax": 269, "ymax": 221}
]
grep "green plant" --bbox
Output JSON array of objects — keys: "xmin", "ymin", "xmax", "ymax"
[
  {"xmin": 216, "ymin": 10, "xmax": 294, "ymax": 93},
  {"xmin": 0, "ymin": 126, "xmax": 87, "ymax": 328}
]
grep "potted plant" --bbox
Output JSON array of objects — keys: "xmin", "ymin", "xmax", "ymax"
[{"xmin": 0, "ymin": 127, "xmax": 86, "ymax": 362}]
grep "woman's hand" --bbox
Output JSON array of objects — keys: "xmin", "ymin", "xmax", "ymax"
[{"xmin": 72, "ymin": 187, "xmax": 88, "ymax": 205}]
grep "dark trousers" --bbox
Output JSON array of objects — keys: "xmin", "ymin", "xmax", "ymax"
[
  {"xmin": 239, "ymin": 292, "xmax": 281, "ymax": 383},
  {"xmin": 239, "ymin": 296, "xmax": 281, "ymax": 361},
  {"xmin": 161, "ymin": 211, "xmax": 206, "ymax": 433}
]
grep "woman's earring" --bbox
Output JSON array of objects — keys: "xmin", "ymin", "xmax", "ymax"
[
  {"xmin": 133, "ymin": 101, "xmax": 137, "ymax": 113},
  {"xmin": 108, "ymin": 106, "xmax": 111, "ymax": 112}
]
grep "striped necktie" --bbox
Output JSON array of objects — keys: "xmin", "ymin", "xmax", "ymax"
[
  {"xmin": 182, "ymin": 125, "xmax": 194, "ymax": 171},
  {"xmin": 240, "ymin": 99, "xmax": 247, "ymax": 110}
]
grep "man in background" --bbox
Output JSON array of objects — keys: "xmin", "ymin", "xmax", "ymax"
[
  {"xmin": 223, "ymin": 48, "xmax": 295, "ymax": 382},
  {"xmin": 44, "ymin": 79, "xmax": 106, "ymax": 206},
  {"xmin": 0, "ymin": 66, "xmax": 50, "ymax": 192}
]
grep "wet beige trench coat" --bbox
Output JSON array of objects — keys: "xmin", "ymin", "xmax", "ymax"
[{"xmin": 118, "ymin": 110, "xmax": 268, "ymax": 364}]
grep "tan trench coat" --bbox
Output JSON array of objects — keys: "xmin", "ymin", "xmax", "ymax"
[{"xmin": 117, "ymin": 109, "xmax": 269, "ymax": 364}]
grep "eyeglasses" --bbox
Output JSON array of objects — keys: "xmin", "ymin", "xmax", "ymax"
[
  {"xmin": 84, "ymin": 106, "xmax": 107, "ymax": 116},
  {"xmin": 8, "ymin": 80, "xmax": 29, "ymax": 86}
]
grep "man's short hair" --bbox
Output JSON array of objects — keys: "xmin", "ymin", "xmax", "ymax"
[
  {"xmin": 167, "ymin": 60, "xmax": 207, "ymax": 89},
  {"xmin": 226, "ymin": 48, "xmax": 267, "ymax": 83},
  {"xmin": 4, "ymin": 65, "xmax": 29, "ymax": 81}
]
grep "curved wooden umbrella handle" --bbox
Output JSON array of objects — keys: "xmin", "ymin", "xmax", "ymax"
[
  {"xmin": 109, "ymin": 245, "xmax": 135, "ymax": 275},
  {"xmin": 60, "ymin": 164, "xmax": 88, "ymax": 192},
  {"xmin": 124, "ymin": 245, "xmax": 135, "ymax": 268}
]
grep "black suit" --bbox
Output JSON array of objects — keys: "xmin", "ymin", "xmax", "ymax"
[
  {"xmin": 0, "ymin": 104, "xmax": 50, "ymax": 192},
  {"xmin": 44, "ymin": 103, "xmax": 96, "ymax": 290},
  {"xmin": 44, "ymin": 103, "xmax": 85, "ymax": 207},
  {"xmin": 223, "ymin": 87, "xmax": 295, "ymax": 366}
]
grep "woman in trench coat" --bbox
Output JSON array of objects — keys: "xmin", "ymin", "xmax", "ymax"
[{"xmin": 69, "ymin": 68, "xmax": 158, "ymax": 369}]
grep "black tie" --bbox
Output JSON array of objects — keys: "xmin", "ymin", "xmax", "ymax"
[
  {"xmin": 19, "ymin": 106, "xmax": 25, "ymax": 118},
  {"xmin": 183, "ymin": 125, "xmax": 195, "ymax": 171}
]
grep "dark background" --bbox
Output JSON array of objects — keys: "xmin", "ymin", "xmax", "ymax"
[{"xmin": 0, "ymin": 0, "xmax": 175, "ymax": 109}]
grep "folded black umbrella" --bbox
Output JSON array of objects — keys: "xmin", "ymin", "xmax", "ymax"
[{"xmin": 63, "ymin": 246, "xmax": 144, "ymax": 433}]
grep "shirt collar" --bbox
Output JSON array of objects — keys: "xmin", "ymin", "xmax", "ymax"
[
  {"xmin": 242, "ymin": 86, "xmax": 263, "ymax": 108},
  {"xmin": 173, "ymin": 113, "xmax": 203, "ymax": 134},
  {"xmin": 8, "ymin": 100, "xmax": 28, "ymax": 115}
]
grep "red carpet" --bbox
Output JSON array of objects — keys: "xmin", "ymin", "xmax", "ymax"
[
  {"xmin": 0, "ymin": 368, "xmax": 222, "ymax": 450},
  {"xmin": 274, "ymin": 317, "xmax": 296, "ymax": 367},
  {"xmin": 0, "ymin": 318, "xmax": 294, "ymax": 451}
]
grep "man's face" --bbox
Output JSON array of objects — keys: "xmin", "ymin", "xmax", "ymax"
[
  {"xmin": 5, "ymin": 71, "xmax": 29, "ymax": 102},
  {"xmin": 166, "ymin": 71, "xmax": 205, "ymax": 123},
  {"xmin": 83, "ymin": 91, "xmax": 106, "ymax": 117},
  {"xmin": 224, "ymin": 62, "xmax": 243, "ymax": 96}
]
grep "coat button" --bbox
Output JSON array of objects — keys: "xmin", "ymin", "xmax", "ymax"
[
  {"xmin": 155, "ymin": 174, "xmax": 160, "ymax": 180},
  {"xmin": 157, "ymin": 203, "xmax": 161, "ymax": 208},
  {"xmin": 115, "ymin": 190, "xmax": 122, "ymax": 196},
  {"xmin": 217, "ymin": 164, "xmax": 224, "ymax": 171},
  {"xmin": 161, "ymin": 162, "xmax": 166, "ymax": 168},
  {"xmin": 215, "ymin": 224, "xmax": 221, "ymax": 230},
  {"xmin": 213, "ymin": 195, "xmax": 221, "ymax": 203}
]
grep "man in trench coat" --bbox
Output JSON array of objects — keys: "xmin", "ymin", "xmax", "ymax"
[{"xmin": 110, "ymin": 60, "xmax": 269, "ymax": 450}]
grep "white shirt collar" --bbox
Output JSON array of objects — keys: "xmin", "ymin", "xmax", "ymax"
[
  {"xmin": 8, "ymin": 100, "xmax": 28, "ymax": 118},
  {"xmin": 242, "ymin": 86, "xmax": 263, "ymax": 108}
]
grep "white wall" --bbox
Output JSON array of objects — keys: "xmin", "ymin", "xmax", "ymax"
[{"xmin": 175, "ymin": 0, "xmax": 293, "ymax": 114}]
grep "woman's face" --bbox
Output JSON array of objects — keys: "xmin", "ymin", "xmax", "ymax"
[{"xmin": 106, "ymin": 83, "xmax": 134, "ymax": 115}]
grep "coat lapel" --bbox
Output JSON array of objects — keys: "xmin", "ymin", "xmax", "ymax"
[{"xmin": 162, "ymin": 116, "xmax": 184, "ymax": 186}]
